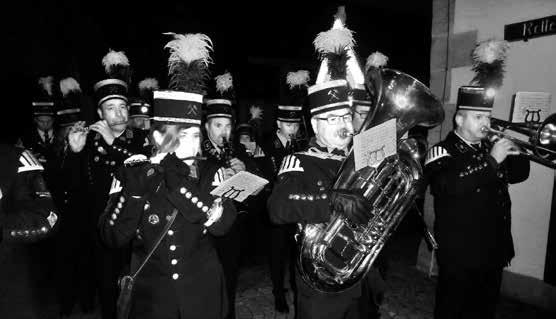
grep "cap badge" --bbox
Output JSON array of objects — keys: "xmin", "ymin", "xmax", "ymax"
[{"xmin": 328, "ymin": 89, "xmax": 339, "ymax": 101}]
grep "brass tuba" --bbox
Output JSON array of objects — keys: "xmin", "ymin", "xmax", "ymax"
[{"xmin": 297, "ymin": 67, "xmax": 444, "ymax": 292}]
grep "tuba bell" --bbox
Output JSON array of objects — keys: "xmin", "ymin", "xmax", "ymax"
[{"xmin": 297, "ymin": 67, "xmax": 444, "ymax": 292}]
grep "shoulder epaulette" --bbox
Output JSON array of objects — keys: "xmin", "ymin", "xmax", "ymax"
[
  {"xmin": 277, "ymin": 154, "xmax": 304, "ymax": 175},
  {"xmin": 109, "ymin": 176, "xmax": 123, "ymax": 195},
  {"xmin": 17, "ymin": 150, "xmax": 44, "ymax": 173},
  {"xmin": 212, "ymin": 167, "xmax": 226, "ymax": 186},
  {"xmin": 123, "ymin": 154, "xmax": 149, "ymax": 167},
  {"xmin": 424, "ymin": 145, "xmax": 450, "ymax": 166},
  {"xmin": 298, "ymin": 147, "xmax": 345, "ymax": 161}
]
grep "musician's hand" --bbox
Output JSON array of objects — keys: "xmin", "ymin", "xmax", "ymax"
[
  {"xmin": 204, "ymin": 198, "xmax": 223, "ymax": 227},
  {"xmin": 490, "ymin": 138, "xmax": 519, "ymax": 163},
  {"xmin": 119, "ymin": 165, "xmax": 160, "ymax": 198},
  {"xmin": 229, "ymin": 158, "xmax": 246, "ymax": 173},
  {"xmin": 222, "ymin": 168, "xmax": 236, "ymax": 180},
  {"xmin": 68, "ymin": 121, "xmax": 87, "ymax": 153},
  {"xmin": 329, "ymin": 189, "xmax": 371, "ymax": 225},
  {"xmin": 89, "ymin": 120, "xmax": 116, "ymax": 146}
]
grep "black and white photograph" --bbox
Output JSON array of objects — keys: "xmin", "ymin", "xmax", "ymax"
[{"xmin": 1, "ymin": 0, "xmax": 555, "ymax": 318}]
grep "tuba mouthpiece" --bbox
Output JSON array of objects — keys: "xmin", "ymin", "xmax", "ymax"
[{"xmin": 339, "ymin": 130, "xmax": 354, "ymax": 138}]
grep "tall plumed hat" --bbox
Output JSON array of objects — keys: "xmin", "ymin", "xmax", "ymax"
[
  {"xmin": 350, "ymin": 51, "xmax": 389, "ymax": 109},
  {"xmin": 129, "ymin": 78, "xmax": 158, "ymax": 118},
  {"xmin": 308, "ymin": 6, "xmax": 364, "ymax": 117},
  {"xmin": 58, "ymin": 77, "xmax": 82, "ymax": 126},
  {"xmin": 277, "ymin": 70, "xmax": 310, "ymax": 122},
  {"xmin": 153, "ymin": 32, "xmax": 213, "ymax": 125},
  {"xmin": 205, "ymin": 72, "xmax": 235, "ymax": 120},
  {"xmin": 457, "ymin": 39, "xmax": 509, "ymax": 112},
  {"xmin": 94, "ymin": 49, "xmax": 131, "ymax": 106},
  {"xmin": 32, "ymin": 76, "xmax": 57, "ymax": 117}
]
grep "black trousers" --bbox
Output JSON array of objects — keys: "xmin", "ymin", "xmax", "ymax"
[
  {"xmin": 358, "ymin": 267, "xmax": 384, "ymax": 319},
  {"xmin": 213, "ymin": 218, "xmax": 242, "ymax": 319},
  {"xmin": 434, "ymin": 263, "xmax": 503, "ymax": 319},
  {"xmin": 269, "ymin": 223, "xmax": 296, "ymax": 295},
  {"xmin": 295, "ymin": 271, "xmax": 361, "ymax": 319},
  {"xmin": 95, "ymin": 239, "xmax": 127, "ymax": 319}
]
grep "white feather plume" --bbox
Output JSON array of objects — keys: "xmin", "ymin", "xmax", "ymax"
[
  {"xmin": 164, "ymin": 32, "xmax": 213, "ymax": 68},
  {"xmin": 101, "ymin": 49, "xmax": 130, "ymax": 74},
  {"xmin": 286, "ymin": 70, "xmax": 310, "ymax": 89},
  {"xmin": 59, "ymin": 77, "xmax": 81, "ymax": 97},
  {"xmin": 472, "ymin": 39, "xmax": 509, "ymax": 64},
  {"xmin": 38, "ymin": 76, "xmax": 54, "ymax": 96},
  {"xmin": 249, "ymin": 105, "xmax": 263, "ymax": 120},
  {"xmin": 215, "ymin": 72, "xmax": 233, "ymax": 94},
  {"xmin": 365, "ymin": 51, "xmax": 389, "ymax": 70},
  {"xmin": 138, "ymin": 78, "xmax": 159, "ymax": 91},
  {"xmin": 313, "ymin": 28, "xmax": 355, "ymax": 54}
]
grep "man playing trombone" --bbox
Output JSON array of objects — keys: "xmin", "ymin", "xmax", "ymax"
[{"xmin": 425, "ymin": 86, "xmax": 530, "ymax": 319}]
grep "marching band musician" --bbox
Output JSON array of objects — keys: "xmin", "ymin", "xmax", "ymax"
[
  {"xmin": 202, "ymin": 72, "xmax": 260, "ymax": 319},
  {"xmin": 350, "ymin": 83, "xmax": 373, "ymax": 134},
  {"xmin": 22, "ymin": 76, "xmax": 58, "ymax": 184},
  {"xmin": 99, "ymin": 32, "xmax": 235, "ymax": 319},
  {"xmin": 0, "ymin": 143, "xmax": 59, "ymax": 318},
  {"xmin": 63, "ymin": 49, "xmax": 149, "ymax": 319},
  {"xmin": 128, "ymin": 78, "xmax": 158, "ymax": 131},
  {"xmin": 425, "ymin": 86, "xmax": 530, "ymax": 319},
  {"xmin": 262, "ymin": 70, "xmax": 309, "ymax": 313},
  {"xmin": 268, "ymin": 79, "xmax": 370, "ymax": 319}
]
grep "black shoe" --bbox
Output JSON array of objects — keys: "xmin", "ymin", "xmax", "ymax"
[{"xmin": 274, "ymin": 292, "xmax": 289, "ymax": 313}]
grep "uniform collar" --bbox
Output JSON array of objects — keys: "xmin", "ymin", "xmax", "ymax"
[
  {"xmin": 454, "ymin": 131, "xmax": 482, "ymax": 149},
  {"xmin": 37, "ymin": 128, "xmax": 53, "ymax": 142},
  {"xmin": 276, "ymin": 131, "xmax": 289, "ymax": 148}
]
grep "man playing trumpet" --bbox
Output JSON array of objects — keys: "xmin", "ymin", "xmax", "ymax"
[{"xmin": 425, "ymin": 86, "xmax": 530, "ymax": 319}]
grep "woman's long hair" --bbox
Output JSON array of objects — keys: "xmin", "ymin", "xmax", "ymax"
[{"xmin": 150, "ymin": 122, "xmax": 200, "ymax": 156}]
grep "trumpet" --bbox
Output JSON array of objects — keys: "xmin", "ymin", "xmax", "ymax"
[{"xmin": 481, "ymin": 115, "xmax": 556, "ymax": 169}]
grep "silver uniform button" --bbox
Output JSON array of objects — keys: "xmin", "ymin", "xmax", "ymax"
[
  {"xmin": 172, "ymin": 273, "xmax": 179, "ymax": 280},
  {"xmin": 171, "ymin": 259, "xmax": 178, "ymax": 265},
  {"xmin": 168, "ymin": 230, "xmax": 174, "ymax": 236},
  {"xmin": 170, "ymin": 245, "xmax": 176, "ymax": 251}
]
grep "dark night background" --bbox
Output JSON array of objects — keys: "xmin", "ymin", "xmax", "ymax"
[{"xmin": 4, "ymin": 0, "xmax": 432, "ymax": 142}]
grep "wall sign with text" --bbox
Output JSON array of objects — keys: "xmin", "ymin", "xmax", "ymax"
[{"xmin": 504, "ymin": 15, "xmax": 555, "ymax": 42}]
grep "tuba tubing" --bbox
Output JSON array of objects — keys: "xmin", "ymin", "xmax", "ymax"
[{"xmin": 297, "ymin": 67, "xmax": 444, "ymax": 293}]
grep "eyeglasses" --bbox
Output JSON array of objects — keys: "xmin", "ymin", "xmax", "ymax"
[{"xmin": 315, "ymin": 113, "xmax": 353, "ymax": 125}]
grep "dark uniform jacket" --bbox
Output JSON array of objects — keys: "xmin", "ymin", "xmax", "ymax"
[
  {"xmin": 425, "ymin": 131, "xmax": 530, "ymax": 269},
  {"xmin": 99, "ymin": 153, "xmax": 236, "ymax": 319},
  {"xmin": 261, "ymin": 132, "xmax": 307, "ymax": 183},
  {"xmin": 0, "ymin": 144, "xmax": 59, "ymax": 318},
  {"xmin": 267, "ymin": 142, "xmax": 362, "ymax": 300},
  {"xmin": 21, "ymin": 129, "xmax": 56, "ymax": 167},
  {"xmin": 61, "ymin": 128, "xmax": 150, "ymax": 224}
]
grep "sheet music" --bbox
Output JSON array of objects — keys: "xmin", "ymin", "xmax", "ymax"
[
  {"xmin": 210, "ymin": 171, "xmax": 269, "ymax": 202},
  {"xmin": 353, "ymin": 118, "xmax": 397, "ymax": 171},
  {"xmin": 512, "ymin": 92, "xmax": 551, "ymax": 123}
]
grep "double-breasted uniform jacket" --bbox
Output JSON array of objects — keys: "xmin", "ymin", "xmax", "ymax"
[
  {"xmin": 61, "ymin": 128, "xmax": 150, "ymax": 226},
  {"xmin": 267, "ymin": 142, "xmax": 362, "ymax": 300},
  {"xmin": 425, "ymin": 131, "xmax": 530, "ymax": 269},
  {"xmin": 99, "ymin": 153, "xmax": 236, "ymax": 319},
  {"xmin": 0, "ymin": 144, "xmax": 59, "ymax": 318}
]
